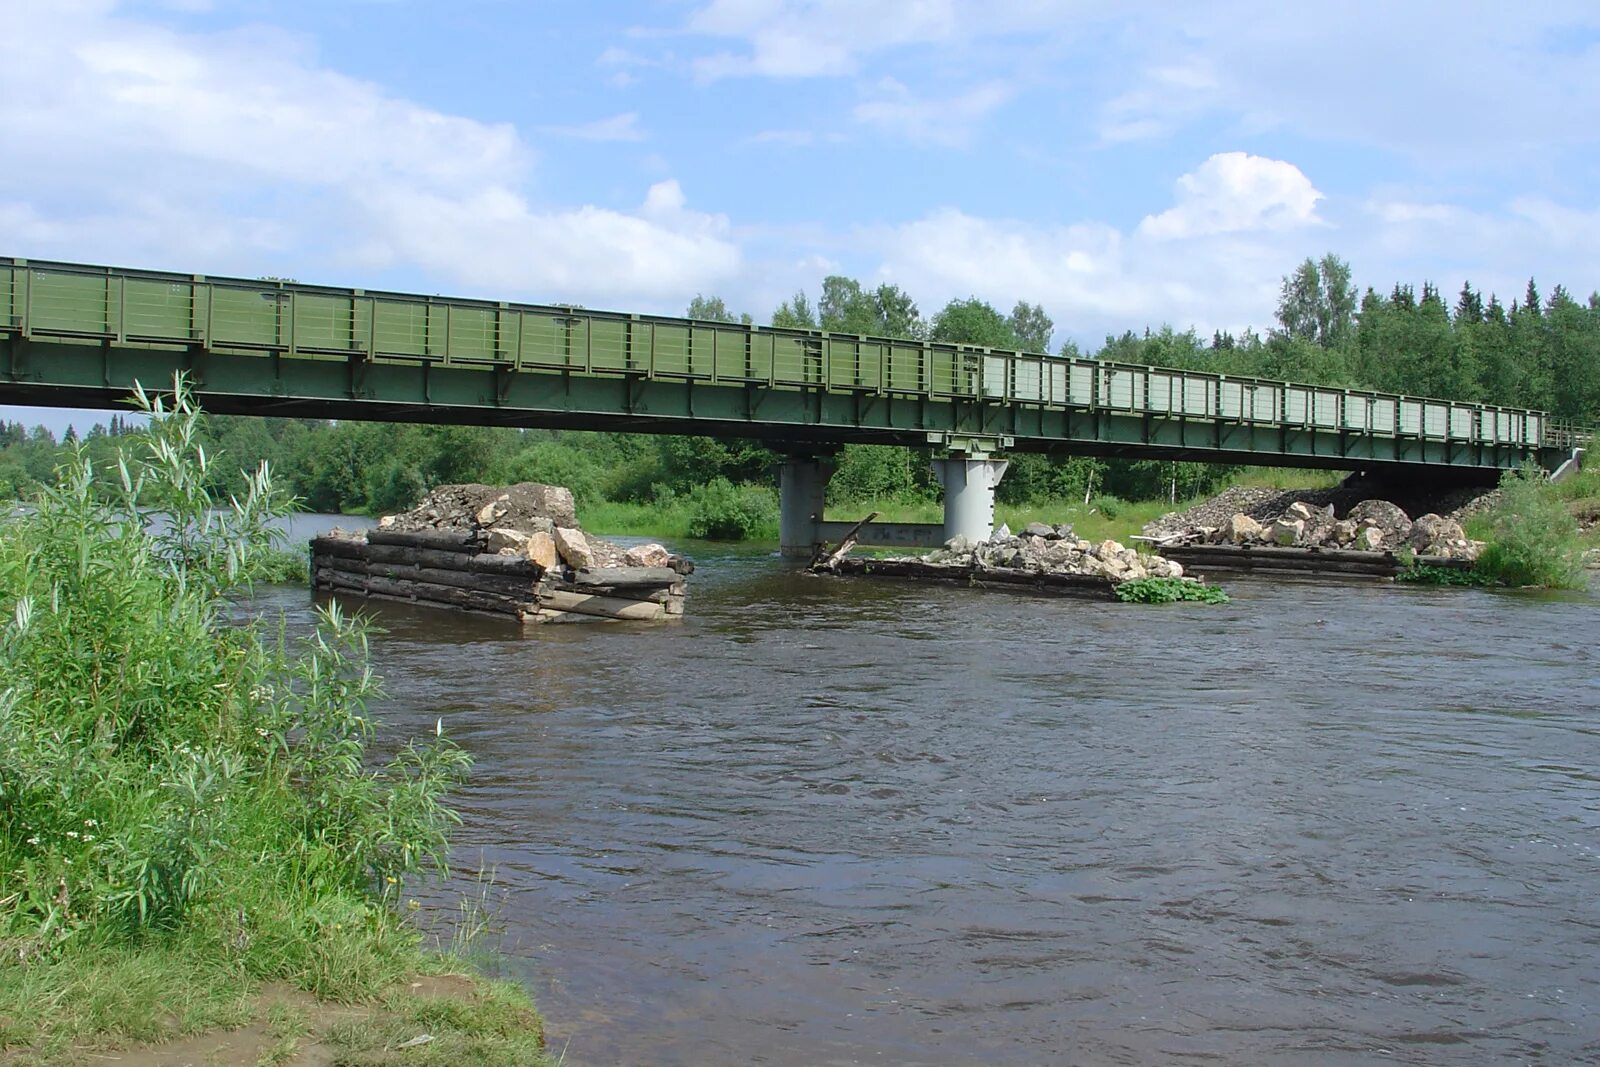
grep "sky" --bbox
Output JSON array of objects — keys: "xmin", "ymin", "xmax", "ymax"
[{"xmin": 5, "ymin": 0, "xmax": 1600, "ymax": 433}]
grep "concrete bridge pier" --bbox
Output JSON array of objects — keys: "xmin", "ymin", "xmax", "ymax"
[
  {"xmin": 933, "ymin": 455, "xmax": 1010, "ymax": 544},
  {"xmin": 778, "ymin": 453, "xmax": 837, "ymax": 558}
]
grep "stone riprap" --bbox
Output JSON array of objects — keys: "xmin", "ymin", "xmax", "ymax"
[
  {"xmin": 1146, "ymin": 493, "xmax": 1486, "ymax": 562},
  {"xmin": 313, "ymin": 482, "xmax": 691, "ymax": 623}
]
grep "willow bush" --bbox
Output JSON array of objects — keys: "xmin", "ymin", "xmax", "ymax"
[
  {"xmin": 0, "ymin": 381, "xmax": 469, "ymax": 993},
  {"xmin": 1474, "ymin": 466, "xmax": 1587, "ymax": 590}
]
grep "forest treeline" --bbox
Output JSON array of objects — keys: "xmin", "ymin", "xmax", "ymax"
[{"xmin": 1, "ymin": 255, "xmax": 1596, "ymax": 519}]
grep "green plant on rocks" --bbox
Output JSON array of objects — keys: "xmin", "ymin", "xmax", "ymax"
[{"xmin": 1114, "ymin": 577, "xmax": 1230, "ymax": 604}]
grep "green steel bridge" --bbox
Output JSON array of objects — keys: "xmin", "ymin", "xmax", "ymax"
[{"xmin": 1, "ymin": 257, "xmax": 1589, "ymax": 552}]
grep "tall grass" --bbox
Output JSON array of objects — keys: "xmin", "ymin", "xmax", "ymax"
[
  {"xmin": 0, "ymin": 382, "xmax": 493, "ymax": 1055},
  {"xmin": 1474, "ymin": 465, "xmax": 1588, "ymax": 589}
]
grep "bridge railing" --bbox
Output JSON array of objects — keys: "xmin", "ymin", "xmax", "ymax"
[{"xmin": 0, "ymin": 257, "xmax": 1558, "ymax": 451}]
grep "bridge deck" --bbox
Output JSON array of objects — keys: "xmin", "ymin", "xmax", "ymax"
[{"xmin": 0, "ymin": 257, "xmax": 1586, "ymax": 472}]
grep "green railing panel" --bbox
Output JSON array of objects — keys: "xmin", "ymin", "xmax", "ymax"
[
  {"xmin": 0, "ymin": 262, "xmax": 14, "ymax": 327},
  {"xmin": 31, "ymin": 269, "xmax": 110, "ymax": 335},
  {"xmin": 212, "ymin": 285, "xmax": 281, "ymax": 347}
]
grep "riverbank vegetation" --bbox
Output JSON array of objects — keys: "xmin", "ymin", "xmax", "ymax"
[
  {"xmin": 0, "ymin": 255, "xmax": 1593, "ymax": 547},
  {"xmin": 0, "ymin": 386, "xmax": 549, "ymax": 1064}
]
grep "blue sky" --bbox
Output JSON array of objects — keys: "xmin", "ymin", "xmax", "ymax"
[{"xmin": 6, "ymin": 0, "xmax": 1600, "ymax": 432}]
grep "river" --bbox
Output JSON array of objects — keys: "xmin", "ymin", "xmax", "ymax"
[{"xmin": 257, "ymin": 517, "xmax": 1600, "ymax": 1066}]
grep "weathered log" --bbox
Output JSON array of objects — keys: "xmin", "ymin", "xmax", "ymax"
[
  {"xmin": 524, "ymin": 608, "xmax": 609, "ymax": 625},
  {"xmin": 347, "ymin": 589, "xmax": 527, "ymax": 622},
  {"xmin": 310, "ymin": 537, "xmax": 542, "ymax": 577},
  {"xmin": 366, "ymin": 528, "xmax": 484, "ymax": 553},
  {"xmin": 571, "ymin": 566, "xmax": 681, "ymax": 588},
  {"xmin": 322, "ymin": 571, "xmax": 534, "ymax": 615},
  {"xmin": 536, "ymin": 588, "xmax": 667, "ymax": 620},
  {"xmin": 827, "ymin": 557, "xmax": 1118, "ymax": 599},
  {"xmin": 316, "ymin": 557, "xmax": 537, "ymax": 597},
  {"xmin": 1163, "ymin": 545, "xmax": 1397, "ymax": 576}
]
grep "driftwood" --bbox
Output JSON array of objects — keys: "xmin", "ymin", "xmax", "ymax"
[
  {"xmin": 810, "ymin": 511, "xmax": 879, "ymax": 570},
  {"xmin": 826, "ymin": 557, "xmax": 1117, "ymax": 600},
  {"xmin": 365, "ymin": 528, "xmax": 484, "ymax": 553}
]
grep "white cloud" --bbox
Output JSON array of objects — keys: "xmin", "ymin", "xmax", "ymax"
[
  {"xmin": 1138, "ymin": 153, "xmax": 1324, "ymax": 240},
  {"xmin": 687, "ymin": 0, "xmax": 960, "ymax": 79},
  {"xmin": 852, "ymin": 78, "xmax": 1013, "ymax": 147},
  {"xmin": 0, "ymin": 1, "xmax": 739, "ymax": 306},
  {"xmin": 540, "ymin": 112, "xmax": 646, "ymax": 142}
]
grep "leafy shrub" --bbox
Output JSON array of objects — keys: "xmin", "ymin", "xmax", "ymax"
[
  {"xmin": 1114, "ymin": 577, "xmax": 1230, "ymax": 604},
  {"xmin": 0, "ymin": 380, "xmax": 468, "ymax": 983},
  {"xmin": 686, "ymin": 477, "xmax": 779, "ymax": 540},
  {"xmin": 1092, "ymin": 494, "xmax": 1126, "ymax": 519},
  {"xmin": 1474, "ymin": 466, "xmax": 1586, "ymax": 589},
  {"xmin": 1395, "ymin": 564, "xmax": 1494, "ymax": 587}
]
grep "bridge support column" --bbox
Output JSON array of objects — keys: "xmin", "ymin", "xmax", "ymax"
[
  {"xmin": 933, "ymin": 455, "xmax": 1010, "ymax": 544},
  {"xmin": 779, "ymin": 454, "xmax": 837, "ymax": 558}
]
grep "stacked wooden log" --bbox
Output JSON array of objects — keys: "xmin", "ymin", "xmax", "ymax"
[{"xmin": 311, "ymin": 527, "xmax": 691, "ymax": 623}]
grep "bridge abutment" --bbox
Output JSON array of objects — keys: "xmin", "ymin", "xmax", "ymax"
[
  {"xmin": 933, "ymin": 455, "xmax": 1010, "ymax": 544},
  {"xmin": 778, "ymin": 453, "xmax": 837, "ymax": 558}
]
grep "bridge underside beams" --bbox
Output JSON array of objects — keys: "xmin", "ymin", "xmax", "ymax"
[{"xmin": 0, "ymin": 339, "xmax": 1560, "ymax": 475}]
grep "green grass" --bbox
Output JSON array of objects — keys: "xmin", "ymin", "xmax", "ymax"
[{"xmin": 1114, "ymin": 577, "xmax": 1230, "ymax": 604}]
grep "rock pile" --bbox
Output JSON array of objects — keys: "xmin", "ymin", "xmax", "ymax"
[
  {"xmin": 376, "ymin": 482, "xmax": 677, "ymax": 575},
  {"xmin": 1150, "ymin": 495, "xmax": 1485, "ymax": 560},
  {"xmin": 312, "ymin": 482, "xmax": 691, "ymax": 623},
  {"xmin": 924, "ymin": 523, "xmax": 1186, "ymax": 581}
]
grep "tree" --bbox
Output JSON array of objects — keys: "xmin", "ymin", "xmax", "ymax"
[
  {"xmin": 929, "ymin": 298, "xmax": 1018, "ymax": 347},
  {"xmin": 1275, "ymin": 253, "xmax": 1355, "ymax": 349},
  {"xmin": 771, "ymin": 291, "xmax": 818, "ymax": 329},
  {"xmin": 686, "ymin": 295, "xmax": 738, "ymax": 323},
  {"xmin": 1008, "ymin": 301, "xmax": 1053, "ymax": 351}
]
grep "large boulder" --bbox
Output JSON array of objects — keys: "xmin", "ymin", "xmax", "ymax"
[
  {"xmin": 1223, "ymin": 513, "xmax": 1262, "ymax": 544},
  {"xmin": 524, "ymin": 531, "xmax": 559, "ymax": 571},
  {"xmin": 1022, "ymin": 521, "xmax": 1056, "ymax": 539},
  {"xmin": 1407, "ymin": 513, "xmax": 1468, "ymax": 555},
  {"xmin": 1269, "ymin": 517, "xmax": 1305, "ymax": 546},
  {"xmin": 1348, "ymin": 499, "xmax": 1412, "ymax": 544},
  {"xmin": 487, "ymin": 527, "xmax": 530, "ymax": 555},
  {"xmin": 624, "ymin": 543, "xmax": 672, "ymax": 568},
  {"xmin": 1329, "ymin": 519, "xmax": 1358, "ymax": 546},
  {"xmin": 552, "ymin": 526, "xmax": 594, "ymax": 570}
]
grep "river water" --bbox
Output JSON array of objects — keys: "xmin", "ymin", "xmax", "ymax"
[{"xmin": 258, "ymin": 518, "xmax": 1600, "ymax": 1066}]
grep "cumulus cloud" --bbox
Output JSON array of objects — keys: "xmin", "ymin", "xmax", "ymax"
[
  {"xmin": 1137, "ymin": 153, "xmax": 1324, "ymax": 240},
  {"xmin": 0, "ymin": 0, "xmax": 738, "ymax": 305}
]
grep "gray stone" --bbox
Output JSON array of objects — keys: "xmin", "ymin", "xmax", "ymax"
[
  {"xmin": 524, "ymin": 531, "xmax": 559, "ymax": 571},
  {"xmin": 945, "ymin": 535, "xmax": 972, "ymax": 555},
  {"xmin": 1023, "ymin": 522, "xmax": 1055, "ymax": 539},
  {"xmin": 1407, "ymin": 513, "xmax": 1468, "ymax": 555},
  {"xmin": 486, "ymin": 528, "xmax": 529, "ymax": 555},
  {"xmin": 1330, "ymin": 519, "xmax": 1358, "ymax": 545},
  {"xmin": 1223, "ymin": 513, "xmax": 1262, "ymax": 545},
  {"xmin": 553, "ymin": 526, "xmax": 594, "ymax": 570},
  {"xmin": 1348, "ymin": 499, "xmax": 1412, "ymax": 543},
  {"xmin": 624, "ymin": 543, "xmax": 672, "ymax": 568},
  {"xmin": 1270, "ymin": 517, "xmax": 1305, "ymax": 546},
  {"xmin": 1354, "ymin": 527, "xmax": 1384, "ymax": 552}
]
